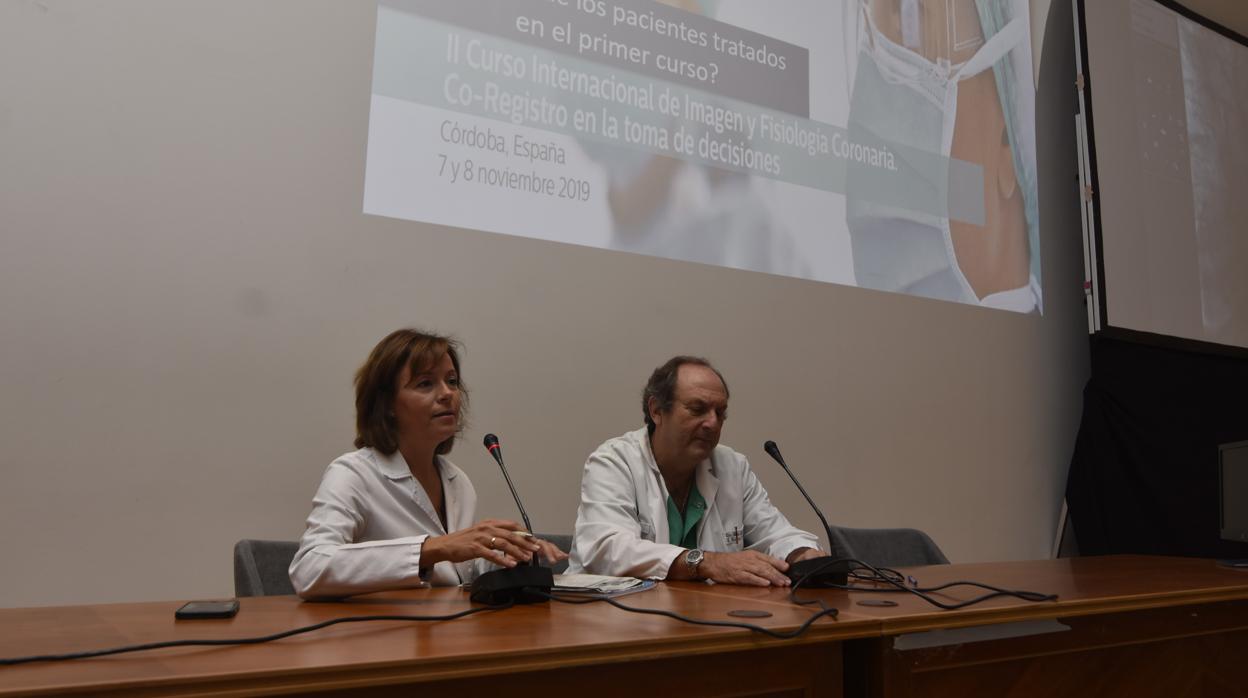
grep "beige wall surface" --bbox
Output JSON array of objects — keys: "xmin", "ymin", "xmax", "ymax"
[
  {"xmin": 1175, "ymin": 0, "xmax": 1248, "ymax": 34},
  {"xmin": 0, "ymin": 0, "xmax": 1097, "ymax": 608}
]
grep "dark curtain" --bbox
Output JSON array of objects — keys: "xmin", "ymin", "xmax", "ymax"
[{"xmin": 1066, "ymin": 334, "xmax": 1248, "ymax": 558}]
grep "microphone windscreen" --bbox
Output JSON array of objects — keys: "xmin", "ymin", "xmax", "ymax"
[{"xmin": 483, "ymin": 433, "xmax": 499, "ymax": 449}]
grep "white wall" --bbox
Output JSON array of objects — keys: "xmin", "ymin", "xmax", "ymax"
[{"xmin": 0, "ymin": 0, "xmax": 1113, "ymax": 607}]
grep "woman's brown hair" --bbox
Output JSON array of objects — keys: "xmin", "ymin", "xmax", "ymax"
[{"xmin": 353, "ymin": 329, "xmax": 467, "ymax": 456}]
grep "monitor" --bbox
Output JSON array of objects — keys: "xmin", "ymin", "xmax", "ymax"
[{"xmin": 1219, "ymin": 440, "xmax": 1248, "ymax": 543}]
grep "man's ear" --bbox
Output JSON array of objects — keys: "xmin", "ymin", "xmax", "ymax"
[{"xmin": 647, "ymin": 396, "xmax": 663, "ymax": 426}]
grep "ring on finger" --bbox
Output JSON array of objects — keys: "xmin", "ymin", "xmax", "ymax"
[{"xmin": 489, "ymin": 536, "xmax": 497, "ymax": 549}]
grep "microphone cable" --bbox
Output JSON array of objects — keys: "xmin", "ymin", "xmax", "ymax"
[
  {"xmin": 789, "ymin": 557, "xmax": 1059, "ymax": 611},
  {"xmin": 536, "ymin": 589, "xmax": 840, "ymax": 639},
  {"xmin": 0, "ymin": 601, "xmax": 512, "ymax": 667}
]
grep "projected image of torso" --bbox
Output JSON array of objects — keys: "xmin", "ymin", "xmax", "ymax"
[{"xmin": 845, "ymin": 0, "xmax": 1040, "ymax": 312}]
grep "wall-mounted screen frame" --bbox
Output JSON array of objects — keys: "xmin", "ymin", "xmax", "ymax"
[{"xmin": 1074, "ymin": 0, "xmax": 1248, "ymax": 358}]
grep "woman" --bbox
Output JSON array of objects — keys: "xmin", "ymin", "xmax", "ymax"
[{"xmin": 289, "ymin": 328, "xmax": 567, "ymax": 599}]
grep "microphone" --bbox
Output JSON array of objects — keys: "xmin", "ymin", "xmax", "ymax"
[
  {"xmin": 483, "ymin": 433, "xmax": 534, "ymax": 534},
  {"xmin": 763, "ymin": 440, "xmax": 849, "ymax": 587},
  {"xmin": 469, "ymin": 433, "xmax": 553, "ymax": 605}
]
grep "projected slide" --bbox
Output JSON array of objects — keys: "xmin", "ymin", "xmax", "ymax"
[
  {"xmin": 1082, "ymin": 0, "xmax": 1248, "ymax": 349},
  {"xmin": 364, "ymin": 0, "xmax": 1041, "ymax": 312}
]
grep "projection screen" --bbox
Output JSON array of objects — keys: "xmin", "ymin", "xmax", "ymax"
[
  {"xmin": 1078, "ymin": 0, "xmax": 1248, "ymax": 351},
  {"xmin": 364, "ymin": 0, "xmax": 1042, "ymax": 313}
]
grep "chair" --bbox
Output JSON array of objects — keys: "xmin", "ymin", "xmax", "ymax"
[
  {"xmin": 236, "ymin": 534, "xmax": 574, "ymax": 596},
  {"xmin": 828, "ymin": 526, "xmax": 949, "ymax": 568},
  {"xmin": 233, "ymin": 539, "xmax": 299, "ymax": 597},
  {"xmin": 535, "ymin": 533, "xmax": 573, "ymax": 574}
]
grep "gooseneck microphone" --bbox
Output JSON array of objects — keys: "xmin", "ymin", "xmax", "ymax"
[
  {"xmin": 763, "ymin": 440, "xmax": 849, "ymax": 587},
  {"xmin": 483, "ymin": 433, "xmax": 534, "ymax": 534},
  {"xmin": 469, "ymin": 433, "xmax": 553, "ymax": 605},
  {"xmin": 764, "ymin": 441, "xmax": 834, "ymax": 544}
]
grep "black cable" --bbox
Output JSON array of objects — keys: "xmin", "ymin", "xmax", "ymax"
[
  {"xmin": 904, "ymin": 579, "xmax": 1056, "ymax": 602},
  {"xmin": 788, "ymin": 574, "xmax": 831, "ymax": 611},
  {"xmin": 538, "ymin": 590, "xmax": 839, "ymax": 639},
  {"xmin": 848, "ymin": 566, "xmax": 905, "ymax": 585},
  {"xmin": 2, "ymin": 559, "xmax": 1058, "ymax": 666},
  {"xmin": 0, "ymin": 603, "xmax": 510, "ymax": 667},
  {"xmin": 788, "ymin": 556, "xmax": 849, "ymax": 611},
  {"xmin": 790, "ymin": 557, "xmax": 1060, "ymax": 611}
]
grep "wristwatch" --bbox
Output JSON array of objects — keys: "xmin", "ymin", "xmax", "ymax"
[{"xmin": 684, "ymin": 548, "xmax": 705, "ymax": 578}]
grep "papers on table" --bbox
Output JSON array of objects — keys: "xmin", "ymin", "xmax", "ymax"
[{"xmin": 553, "ymin": 574, "xmax": 656, "ymax": 597}]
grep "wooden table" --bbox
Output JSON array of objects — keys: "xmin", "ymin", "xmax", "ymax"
[
  {"xmin": 843, "ymin": 555, "xmax": 1248, "ymax": 697},
  {"xmin": 0, "ymin": 581, "xmax": 874, "ymax": 697},
  {"xmin": 2, "ymin": 556, "xmax": 1247, "ymax": 697}
]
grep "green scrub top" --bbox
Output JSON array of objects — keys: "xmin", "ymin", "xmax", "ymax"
[{"xmin": 666, "ymin": 486, "xmax": 707, "ymax": 549}]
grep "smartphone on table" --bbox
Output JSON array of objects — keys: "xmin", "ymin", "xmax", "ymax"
[{"xmin": 175, "ymin": 599, "xmax": 240, "ymax": 620}]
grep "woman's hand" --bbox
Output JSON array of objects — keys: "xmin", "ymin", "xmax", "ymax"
[{"xmin": 421, "ymin": 519, "xmax": 539, "ymax": 568}]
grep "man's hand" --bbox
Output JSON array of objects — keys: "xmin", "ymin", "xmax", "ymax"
[
  {"xmin": 698, "ymin": 550, "xmax": 791, "ymax": 587},
  {"xmin": 786, "ymin": 547, "xmax": 824, "ymax": 564},
  {"xmin": 533, "ymin": 537, "xmax": 570, "ymax": 567}
]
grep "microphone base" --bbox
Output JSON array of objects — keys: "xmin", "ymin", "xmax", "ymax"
[
  {"xmin": 787, "ymin": 557, "xmax": 850, "ymax": 587},
  {"xmin": 469, "ymin": 565, "xmax": 553, "ymax": 605}
]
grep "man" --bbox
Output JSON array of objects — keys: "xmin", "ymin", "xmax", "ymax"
[{"xmin": 567, "ymin": 356, "xmax": 825, "ymax": 586}]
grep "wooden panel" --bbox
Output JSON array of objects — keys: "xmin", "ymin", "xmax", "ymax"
[
  {"xmin": 904, "ymin": 630, "xmax": 1248, "ymax": 698},
  {"xmin": 855, "ymin": 600, "xmax": 1248, "ymax": 698},
  {"xmin": 312, "ymin": 644, "xmax": 841, "ymax": 698}
]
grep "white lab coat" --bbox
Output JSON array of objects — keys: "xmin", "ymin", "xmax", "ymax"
[
  {"xmin": 289, "ymin": 447, "xmax": 487, "ymax": 599},
  {"xmin": 568, "ymin": 428, "xmax": 820, "ymax": 579}
]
